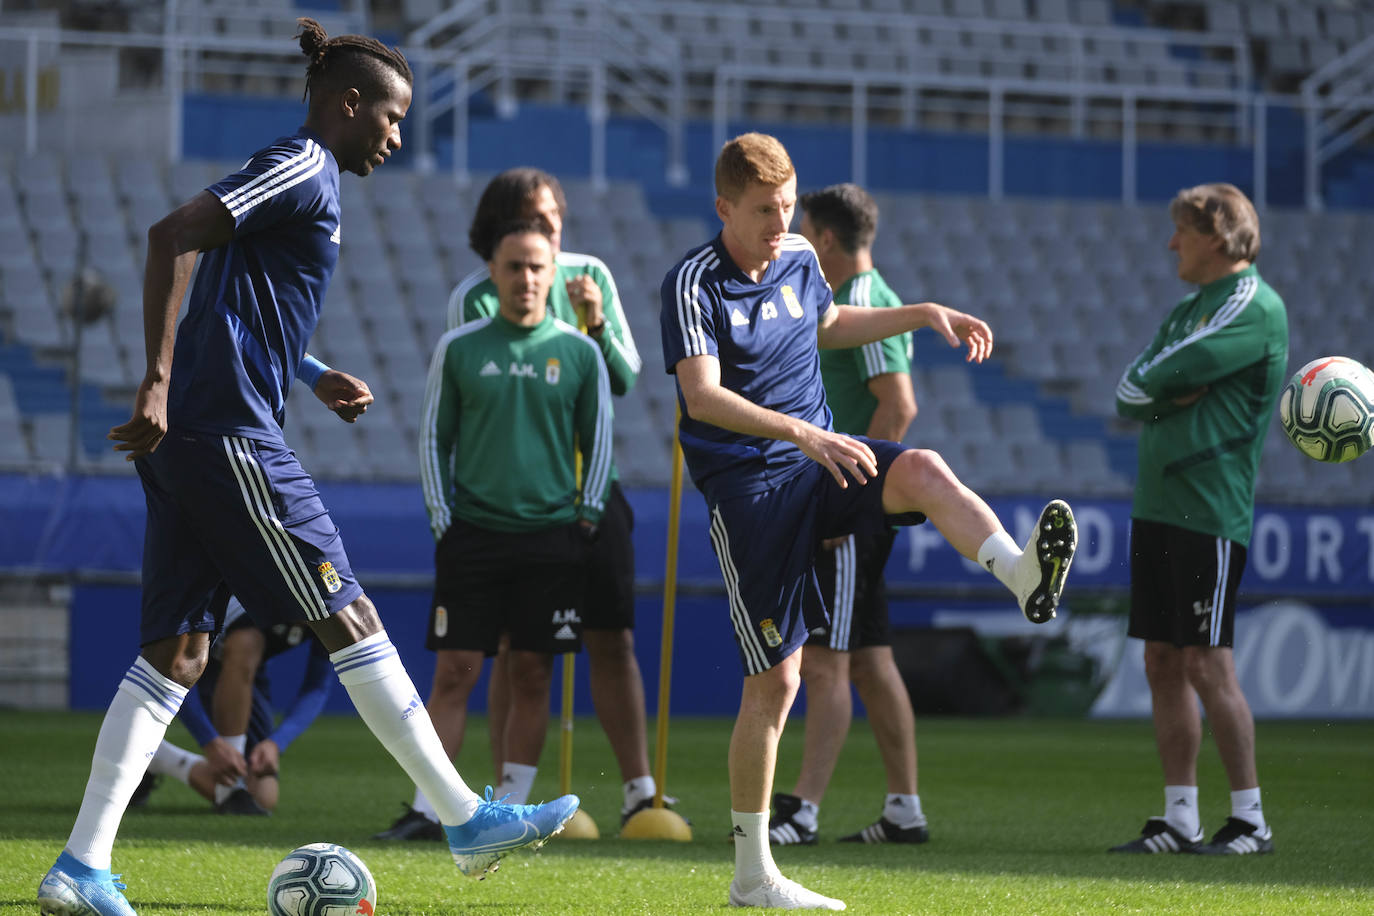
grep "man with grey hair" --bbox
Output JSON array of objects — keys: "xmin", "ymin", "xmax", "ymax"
[{"xmin": 1111, "ymin": 182, "xmax": 1287, "ymax": 856}]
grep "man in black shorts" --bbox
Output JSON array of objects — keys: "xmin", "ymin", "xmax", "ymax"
[
  {"xmin": 1110, "ymin": 183, "xmax": 1288, "ymax": 856},
  {"xmin": 408, "ymin": 219, "xmax": 613, "ymax": 817}
]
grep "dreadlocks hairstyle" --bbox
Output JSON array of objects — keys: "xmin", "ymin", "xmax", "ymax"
[
  {"xmin": 296, "ymin": 17, "xmax": 413, "ymax": 105},
  {"xmin": 468, "ymin": 167, "xmax": 568, "ymax": 261}
]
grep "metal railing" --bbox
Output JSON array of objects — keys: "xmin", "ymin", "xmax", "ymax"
[
  {"xmin": 2, "ymin": 2, "xmax": 1373, "ymax": 208},
  {"xmin": 1302, "ymin": 33, "xmax": 1374, "ymax": 211}
]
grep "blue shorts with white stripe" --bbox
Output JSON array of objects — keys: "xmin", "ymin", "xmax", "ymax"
[
  {"xmin": 135, "ymin": 430, "xmax": 362, "ymax": 643},
  {"xmin": 706, "ymin": 436, "xmax": 918, "ymax": 676}
]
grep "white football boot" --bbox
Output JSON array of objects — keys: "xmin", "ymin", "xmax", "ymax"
[{"xmin": 728, "ymin": 873, "xmax": 846, "ymax": 910}]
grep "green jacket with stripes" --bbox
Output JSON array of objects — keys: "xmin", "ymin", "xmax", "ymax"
[
  {"xmin": 418, "ymin": 311, "xmax": 613, "ymax": 538},
  {"xmin": 818, "ymin": 269, "xmax": 913, "ymax": 435},
  {"xmin": 1115, "ymin": 265, "xmax": 1288, "ymax": 545}
]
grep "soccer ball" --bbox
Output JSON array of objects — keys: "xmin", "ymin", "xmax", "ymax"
[
  {"xmin": 1278, "ymin": 356, "xmax": 1374, "ymax": 463},
  {"xmin": 267, "ymin": 843, "xmax": 376, "ymax": 916}
]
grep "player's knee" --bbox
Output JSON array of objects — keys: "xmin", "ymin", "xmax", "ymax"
[
  {"xmin": 1181, "ymin": 648, "xmax": 1234, "ymax": 695},
  {"xmin": 1142, "ymin": 641, "xmax": 1185, "ymax": 686},
  {"xmin": 142, "ymin": 633, "xmax": 211, "ymax": 687},
  {"xmin": 886, "ymin": 448, "xmax": 953, "ymax": 508},
  {"xmin": 585, "ymin": 628, "xmax": 634, "ymax": 664},
  {"xmin": 432, "ymin": 652, "xmax": 482, "ymax": 698}
]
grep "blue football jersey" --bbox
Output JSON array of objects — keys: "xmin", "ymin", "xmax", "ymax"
[
  {"xmin": 660, "ymin": 233, "xmax": 834, "ymax": 503},
  {"xmin": 166, "ymin": 129, "xmax": 341, "ymax": 441}
]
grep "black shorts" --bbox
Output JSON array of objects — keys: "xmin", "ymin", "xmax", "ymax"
[
  {"xmin": 582, "ymin": 481, "xmax": 635, "ymax": 632},
  {"xmin": 809, "ymin": 528, "xmax": 897, "ymax": 651},
  {"xmin": 1128, "ymin": 518, "xmax": 1248, "ymax": 648},
  {"xmin": 428, "ymin": 519, "xmax": 589, "ymax": 655}
]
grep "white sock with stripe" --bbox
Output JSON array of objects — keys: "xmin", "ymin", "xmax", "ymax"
[
  {"xmin": 499, "ymin": 762, "xmax": 538, "ymax": 805},
  {"xmin": 411, "ymin": 787, "xmax": 439, "ymax": 823},
  {"xmin": 1231, "ymin": 787, "xmax": 1266, "ymax": 832},
  {"xmin": 977, "ymin": 531, "xmax": 1022, "ymax": 592},
  {"xmin": 622, "ymin": 775, "xmax": 656, "ymax": 813},
  {"xmin": 884, "ymin": 793, "xmax": 926, "ymax": 828},
  {"xmin": 65, "ymin": 657, "xmax": 188, "ymax": 869},
  {"xmin": 1163, "ymin": 785, "xmax": 1200, "ymax": 838},
  {"xmin": 732, "ymin": 810, "xmax": 779, "ymax": 887},
  {"xmin": 331, "ymin": 632, "xmax": 482, "ymax": 826},
  {"xmin": 147, "ymin": 740, "xmax": 201, "ymax": 785},
  {"xmin": 213, "ymin": 734, "xmax": 248, "ymax": 805}
]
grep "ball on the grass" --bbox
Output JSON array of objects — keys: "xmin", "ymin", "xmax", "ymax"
[
  {"xmin": 267, "ymin": 843, "xmax": 376, "ymax": 916},
  {"xmin": 1278, "ymin": 355, "xmax": 1374, "ymax": 463}
]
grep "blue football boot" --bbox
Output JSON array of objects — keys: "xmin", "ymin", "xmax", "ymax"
[
  {"xmin": 38, "ymin": 851, "xmax": 137, "ymax": 916},
  {"xmin": 445, "ymin": 787, "xmax": 579, "ymax": 878}
]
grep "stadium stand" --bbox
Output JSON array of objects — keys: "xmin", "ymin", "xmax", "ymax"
[
  {"xmin": 1, "ymin": 0, "xmax": 1372, "ymax": 505},
  {"xmin": 2, "ymin": 148, "xmax": 1370, "ymax": 504}
]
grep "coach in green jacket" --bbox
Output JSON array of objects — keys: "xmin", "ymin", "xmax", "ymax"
[
  {"xmin": 407, "ymin": 217, "xmax": 612, "ymax": 828},
  {"xmin": 1110, "ymin": 183, "xmax": 1287, "ymax": 857}
]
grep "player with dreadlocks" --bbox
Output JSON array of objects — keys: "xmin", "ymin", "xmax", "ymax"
[{"xmin": 38, "ymin": 19, "xmax": 577, "ymax": 916}]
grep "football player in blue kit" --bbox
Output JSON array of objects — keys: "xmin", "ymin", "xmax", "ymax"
[
  {"xmin": 660, "ymin": 133, "xmax": 1078, "ymax": 911},
  {"xmin": 38, "ymin": 19, "xmax": 577, "ymax": 916}
]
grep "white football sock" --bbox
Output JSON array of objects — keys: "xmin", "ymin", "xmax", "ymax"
[
  {"xmin": 331, "ymin": 631, "xmax": 482, "ymax": 826},
  {"xmin": 884, "ymin": 793, "xmax": 926, "ymax": 828},
  {"xmin": 1163, "ymin": 785, "xmax": 1200, "ymax": 838},
  {"xmin": 732, "ymin": 810, "xmax": 779, "ymax": 887},
  {"xmin": 65, "ymin": 657, "xmax": 188, "ymax": 869},
  {"xmin": 1231, "ymin": 787, "xmax": 1266, "ymax": 832},
  {"xmin": 212, "ymin": 734, "xmax": 249, "ymax": 804},
  {"xmin": 977, "ymin": 531, "xmax": 1021, "ymax": 592},
  {"xmin": 499, "ymin": 762, "xmax": 538, "ymax": 805},
  {"xmin": 148, "ymin": 741, "xmax": 201, "ymax": 786},
  {"xmin": 622, "ymin": 775, "xmax": 656, "ymax": 812},
  {"xmin": 794, "ymin": 799, "xmax": 819, "ymax": 831},
  {"xmin": 411, "ymin": 787, "xmax": 439, "ymax": 823}
]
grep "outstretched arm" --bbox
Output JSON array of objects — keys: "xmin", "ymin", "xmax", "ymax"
[
  {"xmin": 676, "ymin": 354, "xmax": 878, "ymax": 488},
  {"xmin": 817, "ymin": 301, "xmax": 993, "ymax": 363},
  {"xmin": 109, "ymin": 192, "xmax": 234, "ymax": 459}
]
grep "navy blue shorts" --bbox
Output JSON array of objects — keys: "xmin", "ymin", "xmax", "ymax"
[
  {"xmin": 810, "ymin": 527, "xmax": 898, "ymax": 652},
  {"xmin": 135, "ymin": 431, "xmax": 363, "ymax": 645},
  {"xmin": 706, "ymin": 437, "xmax": 921, "ymax": 675}
]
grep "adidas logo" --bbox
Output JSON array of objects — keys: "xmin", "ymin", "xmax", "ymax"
[
  {"xmin": 732, "ymin": 825, "xmax": 746, "ymax": 836},
  {"xmin": 329, "ymin": 224, "xmax": 341, "ymax": 244},
  {"xmin": 554, "ymin": 623, "xmax": 577, "ymax": 641},
  {"xmin": 1172, "ymin": 798, "xmax": 1190, "ymax": 806},
  {"xmin": 480, "ymin": 361, "xmax": 501, "ymax": 377},
  {"xmin": 731, "ymin": 308, "xmax": 749, "ymax": 327},
  {"xmin": 985, "ymin": 558, "xmax": 995, "ymax": 572}
]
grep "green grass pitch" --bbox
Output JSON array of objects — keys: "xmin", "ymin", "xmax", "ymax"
[{"xmin": 3, "ymin": 710, "xmax": 1372, "ymax": 914}]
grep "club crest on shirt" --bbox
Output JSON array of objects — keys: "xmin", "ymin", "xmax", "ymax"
[
  {"xmin": 317, "ymin": 561, "xmax": 342, "ymax": 594},
  {"xmin": 782, "ymin": 285, "xmax": 804, "ymax": 319},
  {"xmin": 546, "ymin": 358, "xmax": 561, "ymax": 385},
  {"xmin": 759, "ymin": 617, "xmax": 783, "ymax": 648}
]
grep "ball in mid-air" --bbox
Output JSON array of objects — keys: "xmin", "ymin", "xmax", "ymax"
[
  {"xmin": 267, "ymin": 843, "xmax": 376, "ymax": 916},
  {"xmin": 1278, "ymin": 356, "xmax": 1374, "ymax": 463}
]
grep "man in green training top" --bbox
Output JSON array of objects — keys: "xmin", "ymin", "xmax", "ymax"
[
  {"xmin": 767, "ymin": 183, "xmax": 929, "ymax": 848},
  {"xmin": 1111, "ymin": 183, "xmax": 1287, "ymax": 857},
  {"xmin": 406, "ymin": 218, "xmax": 613, "ymax": 825},
  {"xmin": 428, "ymin": 168, "xmax": 665, "ymax": 832}
]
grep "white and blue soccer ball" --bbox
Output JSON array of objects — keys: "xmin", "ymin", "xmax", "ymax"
[
  {"xmin": 1278, "ymin": 355, "xmax": 1374, "ymax": 463},
  {"xmin": 267, "ymin": 843, "xmax": 377, "ymax": 916}
]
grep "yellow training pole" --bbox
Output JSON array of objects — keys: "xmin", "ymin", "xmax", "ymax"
[
  {"xmin": 621, "ymin": 408, "xmax": 692, "ymax": 840},
  {"xmin": 652, "ymin": 423, "xmax": 684, "ymax": 808},
  {"xmin": 558, "ymin": 652, "xmax": 598, "ymax": 839},
  {"xmin": 559, "ymin": 652, "xmax": 575, "ymax": 796}
]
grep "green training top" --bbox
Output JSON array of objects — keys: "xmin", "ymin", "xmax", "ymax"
[
  {"xmin": 818, "ymin": 269, "xmax": 913, "ymax": 434},
  {"xmin": 419, "ymin": 311, "xmax": 613, "ymax": 537},
  {"xmin": 1115, "ymin": 265, "xmax": 1288, "ymax": 546},
  {"xmin": 447, "ymin": 251, "xmax": 641, "ymax": 396}
]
